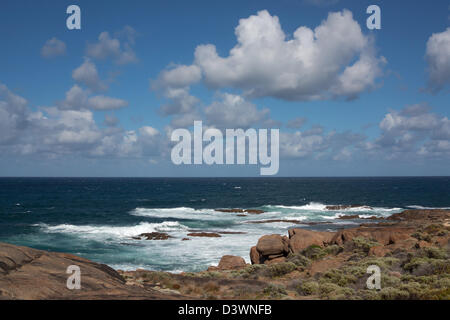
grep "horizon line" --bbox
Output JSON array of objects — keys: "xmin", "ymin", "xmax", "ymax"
[{"xmin": 0, "ymin": 176, "xmax": 449, "ymax": 179}]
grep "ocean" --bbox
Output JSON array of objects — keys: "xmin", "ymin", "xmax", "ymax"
[{"xmin": 1, "ymin": 177, "xmax": 449, "ymax": 272}]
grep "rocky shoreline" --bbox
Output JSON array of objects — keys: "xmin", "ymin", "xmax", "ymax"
[{"xmin": 0, "ymin": 209, "xmax": 449, "ymax": 300}]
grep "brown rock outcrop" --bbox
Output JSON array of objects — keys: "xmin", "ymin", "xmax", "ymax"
[
  {"xmin": 250, "ymin": 209, "xmax": 450, "ymax": 265},
  {"xmin": 217, "ymin": 255, "xmax": 247, "ymax": 270},
  {"xmin": 288, "ymin": 228, "xmax": 334, "ymax": 253},
  {"xmin": 264, "ymin": 257, "xmax": 286, "ymax": 265},
  {"xmin": 250, "ymin": 246, "xmax": 262, "ymax": 264},
  {"xmin": 388, "ymin": 209, "xmax": 450, "ymax": 221},
  {"xmin": 0, "ymin": 242, "xmax": 184, "ymax": 300},
  {"xmin": 253, "ymin": 234, "xmax": 290, "ymax": 264},
  {"xmin": 368, "ymin": 245, "xmax": 391, "ymax": 257},
  {"xmin": 256, "ymin": 234, "xmax": 289, "ymax": 256},
  {"xmin": 330, "ymin": 226, "xmax": 414, "ymax": 246}
]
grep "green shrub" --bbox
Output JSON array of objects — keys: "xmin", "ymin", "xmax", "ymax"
[
  {"xmin": 358, "ymin": 257, "xmax": 400, "ymax": 271},
  {"xmin": 422, "ymin": 247, "xmax": 448, "ymax": 260},
  {"xmin": 204, "ymin": 271, "xmax": 223, "ymax": 278},
  {"xmin": 379, "ymin": 287, "xmax": 410, "ymax": 300},
  {"xmin": 403, "ymin": 257, "xmax": 450, "ymax": 275},
  {"xmin": 263, "ymin": 284, "xmax": 288, "ymax": 298},
  {"xmin": 411, "ymin": 232, "xmax": 431, "ymax": 242},
  {"xmin": 264, "ymin": 262, "xmax": 297, "ymax": 278},
  {"xmin": 142, "ymin": 271, "xmax": 171, "ymax": 282},
  {"xmin": 320, "ymin": 268, "xmax": 357, "ymax": 286},
  {"xmin": 325, "ymin": 244, "xmax": 344, "ymax": 256},
  {"xmin": 297, "ymin": 281, "xmax": 320, "ymax": 296},
  {"xmin": 245, "ymin": 264, "xmax": 266, "ymax": 274},
  {"xmin": 319, "ymin": 282, "xmax": 355, "ymax": 299},
  {"xmin": 358, "ymin": 289, "xmax": 381, "ymax": 300},
  {"xmin": 302, "ymin": 245, "xmax": 327, "ymax": 260},
  {"xmin": 423, "ymin": 224, "xmax": 448, "ymax": 236},
  {"xmin": 352, "ymin": 237, "xmax": 380, "ymax": 253},
  {"xmin": 286, "ymin": 253, "xmax": 311, "ymax": 269},
  {"xmin": 341, "ymin": 265, "xmax": 367, "ymax": 278},
  {"xmin": 381, "ymin": 273, "xmax": 401, "ymax": 288}
]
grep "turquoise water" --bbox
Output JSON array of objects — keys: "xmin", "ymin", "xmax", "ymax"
[{"xmin": 1, "ymin": 177, "xmax": 449, "ymax": 272}]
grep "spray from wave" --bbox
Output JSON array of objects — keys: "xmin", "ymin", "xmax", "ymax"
[
  {"xmin": 35, "ymin": 221, "xmax": 187, "ymax": 239},
  {"xmin": 407, "ymin": 205, "xmax": 450, "ymax": 210}
]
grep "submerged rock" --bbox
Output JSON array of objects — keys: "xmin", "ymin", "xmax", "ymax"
[
  {"xmin": 133, "ymin": 232, "xmax": 172, "ymax": 240},
  {"xmin": 337, "ymin": 214, "xmax": 361, "ymax": 220},
  {"xmin": 215, "ymin": 208, "xmax": 265, "ymax": 214},
  {"xmin": 187, "ymin": 232, "xmax": 221, "ymax": 237},
  {"xmin": 245, "ymin": 209, "xmax": 265, "ymax": 214},
  {"xmin": 337, "ymin": 215, "xmax": 383, "ymax": 220},
  {"xmin": 325, "ymin": 204, "xmax": 372, "ymax": 210},
  {"xmin": 246, "ymin": 219, "xmax": 304, "ymax": 224}
]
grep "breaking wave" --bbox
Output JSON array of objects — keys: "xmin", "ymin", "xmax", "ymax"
[{"xmin": 35, "ymin": 221, "xmax": 187, "ymax": 239}]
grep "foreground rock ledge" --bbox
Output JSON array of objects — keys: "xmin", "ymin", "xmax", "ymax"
[{"xmin": 0, "ymin": 242, "xmax": 185, "ymax": 300}]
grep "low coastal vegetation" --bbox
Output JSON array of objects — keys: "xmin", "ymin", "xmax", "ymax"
[
  {"xmin": 120, "ymin": 243, "xmax": 449, "ymax": 300},
  {"xmin": 119, "ymin": 209, "xmax": 450, "ymax": 300}
]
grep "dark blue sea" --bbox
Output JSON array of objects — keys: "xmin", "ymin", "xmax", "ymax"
[{"xmin": 1, "ymin": 177, "xmax": 449, "ymax": 272}]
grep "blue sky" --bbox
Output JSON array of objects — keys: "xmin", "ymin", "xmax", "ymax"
[{"xmin": 0, "ymin": 0, "xmax": 449, "ymax": 176}]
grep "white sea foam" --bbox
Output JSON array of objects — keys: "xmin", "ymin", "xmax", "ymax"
[
  {"xmin": 37, "ymin": 221, "xmax": 187, "ymax": 239},
  {"xmin": 407, "ymin": 205, "xmax": 450, "ymax": 210},
  {"xmin": 244, "ymin": 216, "xmax": 307, "ymax": 224},
  {"xmin": 130, "ymin": 203, "xmax": 403, "ymax": 224},
  {"xmin": 267, "ymin": 202, "xmax": 327, "ymax": 211},
  {"xmin": 131, "ymin": 207, "xmax": 231, "ymax": 221},
  {"xmin": 32, "ymin": 202, "xmax": 408, "ymax": 272},
  {"xmin": 265, "ymin": 202, "xmax": 402, "ymax": 217}
]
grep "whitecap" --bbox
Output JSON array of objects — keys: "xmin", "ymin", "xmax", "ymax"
[
  {"xmin": 35, "ymin": 221, "xmax": 187, "ymax": 239},
  {"xmin": 407, "ymin": 205, "xmax": 450, "ymax": 210}
]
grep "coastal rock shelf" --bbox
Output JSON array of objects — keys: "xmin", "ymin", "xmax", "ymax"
[
  {"xmin": 0, "ymin": 242, "xmax": 184, "ymax": 299},
  {"xmin": 1, "ymin": 209, "xmax": 449, "ymax": 300},
  {"xmin": 248, "ymin": 209, "xmax": 450, "ymax": 265}
]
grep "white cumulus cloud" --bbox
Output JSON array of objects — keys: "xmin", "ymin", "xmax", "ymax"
[
  {"xmin": 204, "ymin": 93, "xmax": 270, "ymax": 128},
  {"xmin": 87, "ymin": 95, "xmax": 128, "ymax": 110},
  {"xmin": 86, "ymin": 29, "xmax": 138, "ymax": 65},
  {"xmin": 426, "ymin": 27, "xmax": 450, "ymax": 92},
  {"xmin": 41, "ymin": 38, "xmax": 66, "ymax": 58},
  {"xmin": 72, "ymin": 58, "xmax": 107, "ymax": 92},
  {"xmin": 193, "ymin": 10, "xmax": 385, "ymax": 101}
]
